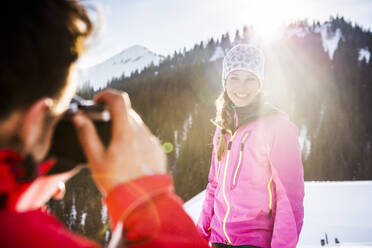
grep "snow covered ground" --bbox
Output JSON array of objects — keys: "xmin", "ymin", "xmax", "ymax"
[{"xmin": 184, "ymin": 181, "xmax": 372, "ymax": 247}]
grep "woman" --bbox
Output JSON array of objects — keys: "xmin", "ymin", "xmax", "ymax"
[{"xmin": 197, "ymin": 44, "xmax": 304, "ymax": 248}]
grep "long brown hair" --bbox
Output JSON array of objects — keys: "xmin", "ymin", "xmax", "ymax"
[{"xmin": 215, "ymin": 91, "xmax": 234, "ymax": 162}]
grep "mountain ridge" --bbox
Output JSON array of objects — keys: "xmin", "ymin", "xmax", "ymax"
[{"xmin": 78, "ymin": 45, "xmax": 164, "ymax": 90}]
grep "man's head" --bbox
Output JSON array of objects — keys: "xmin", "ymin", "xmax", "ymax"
[{"xmin": 0, "ymin": 0, "xmax": 92, "ymax": 160}]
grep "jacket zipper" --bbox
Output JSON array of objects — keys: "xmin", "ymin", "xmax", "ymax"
[
  {"xmin": 210, "ymin": 119, "xmax": 237, "ymax": 244},
  {"xmin": 221, "ymin": 129, "xmax": 236, "ymax": 245},
  {"xmin": 232, "ymin": 132, "xmax": 251, "ymax": 186},
  {"xmin": 267, "ymin": 176, "xmax": 273, "ymax": 217}
]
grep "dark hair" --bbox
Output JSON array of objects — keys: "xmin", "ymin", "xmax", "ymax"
[{"xmin": 0, "ymin": 0, "xmax": 92, "ymax": 120}]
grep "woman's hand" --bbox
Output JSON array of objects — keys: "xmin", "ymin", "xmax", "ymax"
[{"xmin": 73, "ymin": 89, "xmax": 166, "ymax": 195}]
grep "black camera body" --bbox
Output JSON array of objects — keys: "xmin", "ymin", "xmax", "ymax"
[{"xmin": 47, "ymin": 96, "xmax": 111, "ymax": 174}]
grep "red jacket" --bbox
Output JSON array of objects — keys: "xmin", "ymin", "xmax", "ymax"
[{"xmin": 0, "ymin": 149, "xmax": 210, "ymax": 247}]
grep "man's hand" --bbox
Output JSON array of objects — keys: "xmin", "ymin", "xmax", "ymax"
[{"xmin": 73, "ymin": 89, "xmax": 166, "ymax": 195}]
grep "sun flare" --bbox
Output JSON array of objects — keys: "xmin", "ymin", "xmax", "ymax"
[{"xmin": 230, "ymin": 0, "xmax": 308, "ymax": 43}]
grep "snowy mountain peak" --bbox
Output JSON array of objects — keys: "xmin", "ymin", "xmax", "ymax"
[
  {"xmin": 78, "ymin": 45, "xmax": 164, "ymax": 90},
  {"xmin": 114, "ymin": 45, "xmax": 155, "ymax": 61}
]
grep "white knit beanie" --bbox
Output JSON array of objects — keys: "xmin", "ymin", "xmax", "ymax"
[{"xmin": 222, "ymin": 44, "xmax": 265, "ymax": 90}]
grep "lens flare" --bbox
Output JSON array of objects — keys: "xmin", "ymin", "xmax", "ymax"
[{"xmin": 162, "ymin": 142, "xmax": 174, "ymax": 153}]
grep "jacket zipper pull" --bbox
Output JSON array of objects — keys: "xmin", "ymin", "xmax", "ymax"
[{"xmin": 268, "ymin": 209, "xmax": 273, "ymax": 218}]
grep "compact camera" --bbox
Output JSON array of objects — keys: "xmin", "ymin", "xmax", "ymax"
[{"xmin": 47, "ymin": 96, "xmax": 111, "ymax": 174}]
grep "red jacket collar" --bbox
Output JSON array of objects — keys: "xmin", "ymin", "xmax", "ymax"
[{"xmin": 0, "ymin": 149, "xmax": 55, "ymax": 211}]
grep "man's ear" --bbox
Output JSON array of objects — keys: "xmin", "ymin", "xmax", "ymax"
[{"xmin": 21, "ymin": 98, "xmax": 55, "ymax": 161}]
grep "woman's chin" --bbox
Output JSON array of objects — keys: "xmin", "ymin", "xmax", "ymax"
[
  {"xmin": 233, "ymin": 101, "xmax": 249, "ymax": 107},
  {"xmin": 232, "ymin": 98, "xmax": 252, "ymax": 107}
]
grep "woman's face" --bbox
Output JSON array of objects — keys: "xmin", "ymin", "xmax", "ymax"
[{"xmin": 225, "ymin": 70, "xmax": 260, "ymax": 107}]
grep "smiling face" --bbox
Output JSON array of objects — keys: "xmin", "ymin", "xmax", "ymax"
[{"xmin": 225, "ymin": 70, "xmax": 261, "ymax": 107}]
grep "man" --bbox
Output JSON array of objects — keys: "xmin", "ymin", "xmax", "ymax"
[{"xmin": 0, "ymin": 1, "xmax": 209, "ymax": 247}]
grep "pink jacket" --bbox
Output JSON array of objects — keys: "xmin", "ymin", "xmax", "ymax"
[{"xmin": 197, "ymin": 113, "xmax": 304, "ymax": 248}]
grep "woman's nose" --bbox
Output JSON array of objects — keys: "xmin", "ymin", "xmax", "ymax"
[{"xmin": 235, "ymin": 79, "xmax": 246, "ymax": 87}]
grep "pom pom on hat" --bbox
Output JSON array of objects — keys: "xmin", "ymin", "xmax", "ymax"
[{"xmin": 222, "ymin": 44, "xmax": 265, "ymax": 90}]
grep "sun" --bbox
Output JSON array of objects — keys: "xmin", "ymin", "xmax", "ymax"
[
  {"xmin": 230, "ymin": 0, "xmax": 305, "ymax": 43},
  {"xmin": 248, "ymin": 0, "xmax": 287, "ymax": 43},
  {"xmin": 253, "ymin": 20, "xmax": 282, "ymax": 43}
]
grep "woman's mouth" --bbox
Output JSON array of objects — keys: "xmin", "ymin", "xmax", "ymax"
[{"xmin": 234, "ymin": 93, "xmax": 249, "ymax": 99}]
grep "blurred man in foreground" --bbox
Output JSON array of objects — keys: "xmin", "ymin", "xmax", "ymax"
[{"xmin": 0, "ymin": 1, "xmax": 209, "ymax": 247}]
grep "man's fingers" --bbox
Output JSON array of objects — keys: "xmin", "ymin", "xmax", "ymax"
[
  {"xmin": 94, "ymin": 89, "xmax": 130, "ymax": 142},
  {"xmin": 73, "ymin": 114, "xmax": 105, "ymax": 163}
]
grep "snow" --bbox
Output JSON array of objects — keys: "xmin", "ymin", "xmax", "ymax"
[
  {"xmin": 182, "ymin": 112, "xmax": 193, "ymax": 142},
  {"xmin": 184, "ymin": 181, "xmax": 372, "ymax": 247},
  {"xmin": 314, "ymin": 102, "xmax": 326, "ymax": 141},
  {"xmin": 80, "ymin": 212, "xmax": 87, "ymax": 226},
  {"xmin": 183, "ymin": 190, "xmax": 206, "ymax": 223},
  {"xmin": 174, "ymin": 130, "xmax": 180, "ymax": 160},
  {"xmin": 101, "ymin": 205, "xmax": 108, "ymax": 224},
  {"xmin": 298, "ymin": 124, "xmax": 311, "ymax": 160},
  {"xmin": 287, "ymin": 27, "xmax": 308, "ymax": 38},
  {"xmin": 78, "ymin": 45, "xmax": 163, "ymax": 90},
  {"xmin": 209, "ymin": 46, "xmax": 225, "ymax": 62},
  {"xmin": 302, "ymin": 244, "xmax": 372, "ymax": 248},
  {"xmin": 105, "ymin": 230, "xmax": 110, "ymax": 243},
  {"xmin": 319, "ymin": 103, "xmax": 326, "ymax": 127},
  {"xmin": 70, "ymin": 203, "xmax": 77, "ymax": 221},
  {"xmin": 314, "ymin": 24, "xmax": 343, "ymax": 60},
  {"xmin": 358, "ymin": 47, "xmax": 371, "ymax": 64},
  {"xmin": 68, "ymin": 194, "xmax": 77, "ymax": 228}
]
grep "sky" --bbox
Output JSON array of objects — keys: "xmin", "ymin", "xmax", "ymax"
[{"xmin": 77, "ymin": 0, "xmax": 372, "ymax": 69}]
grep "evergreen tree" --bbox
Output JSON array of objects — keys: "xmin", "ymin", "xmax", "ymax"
[{"xmin": 233, "ymin": 29, "xmax": 241, "ymax": 45}]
